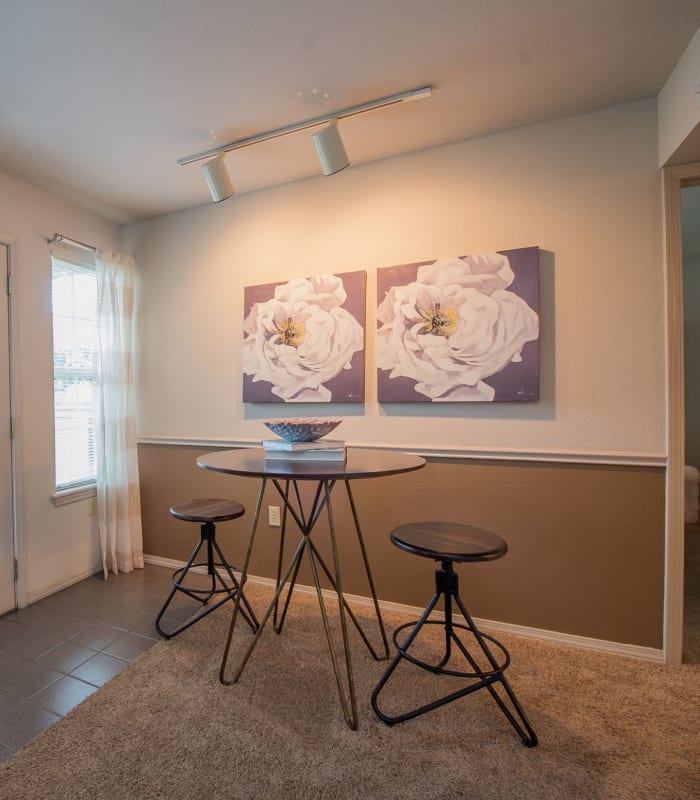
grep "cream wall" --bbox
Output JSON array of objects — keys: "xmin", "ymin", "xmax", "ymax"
[
  {"xmin": 124, "ymin": 98, "xmax": 668, "ymax": 650},
  {"xmin": 0, "ymin": 170, "xmax": 119, "ymax": 602},
  {"xmin": 122, "ymin": 99, "xmax": 664, "ymax": 461}
]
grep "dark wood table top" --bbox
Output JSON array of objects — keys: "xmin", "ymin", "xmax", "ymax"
[{"xmin": 197, "ymin": 447, "xmax": 426, "ymax": 481}]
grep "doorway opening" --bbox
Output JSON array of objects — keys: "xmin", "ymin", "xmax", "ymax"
[
  {"xmin": 681, "ymin": 184, "xmax": 700, "ymax": 662},
  {"xmin": 663, "ymin": 163, "xmax": 700, "ymax": 664}
]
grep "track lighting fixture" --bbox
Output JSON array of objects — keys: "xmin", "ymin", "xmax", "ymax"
[
  {"xmin": 178, "ymin": 85, "xmax": 432, "ymax": 202},
  {"xmin": 201, "ymin": 153, "xmax": 235, "ymax": 203}
]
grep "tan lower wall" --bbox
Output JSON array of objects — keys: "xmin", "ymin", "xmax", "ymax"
[{"xmin": 137, "ymin": 444, "xmax": 665, "ymax": 649}]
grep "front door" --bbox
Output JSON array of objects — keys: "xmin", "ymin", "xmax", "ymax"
[{"xmin": 0, "ymin": 242, "xmax": 15, "ymax": 613}]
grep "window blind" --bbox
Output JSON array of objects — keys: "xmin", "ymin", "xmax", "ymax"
[{"xmin": 51, "ymin": 256, "xmax": 98, "ymax": 489}]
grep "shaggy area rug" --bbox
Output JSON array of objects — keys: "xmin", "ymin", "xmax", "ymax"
[{"xmin": 1, "ymin": 582, "xmax": 698, "ymax": 799}]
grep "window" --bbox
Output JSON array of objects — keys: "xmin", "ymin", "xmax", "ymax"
[{"xmin": 51, "ymin": 256, "xmax": 98, "ymax": 490}]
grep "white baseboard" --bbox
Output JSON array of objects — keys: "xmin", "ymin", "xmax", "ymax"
[
  {"xmin": 25, "ymin": 564, "xmax": 103, "ymax": 606},
  {"xmin": 144, "ymin": 554, "xmax": 664, "ymax": 663}
]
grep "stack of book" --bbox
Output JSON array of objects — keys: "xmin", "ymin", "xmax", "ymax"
[{"xmin": 261, "ymin": 438, "xmax": 347, "ymax": 461}]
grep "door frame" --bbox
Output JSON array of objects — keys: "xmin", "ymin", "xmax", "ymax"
[
  {"xmin": 0, "ymin": 235, "xmax": 18, "ymax": 611},
  {"xmin": 662, "ymin": 162, "xmax": 700, "ymax": 664}
]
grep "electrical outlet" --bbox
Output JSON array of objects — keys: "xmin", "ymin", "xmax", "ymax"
[
  {"xmin": 268, "ymin": 506, "xmax": 281, "ymax": 527},
  {"xmin": 87, "ymin": 496, "xmax": 97, "ymax": 516}
]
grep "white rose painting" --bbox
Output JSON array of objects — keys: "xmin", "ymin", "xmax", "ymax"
[
  {"xmin": 243, "ymin": 271, "xmax": 366, "ymax": 403},
  {"xmin": 376, "ymin": 247, "xmax": 540, "ymax": 402}
]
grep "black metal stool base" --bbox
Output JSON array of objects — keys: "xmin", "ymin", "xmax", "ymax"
[
  {"xmin": 155, "ymin": 520, "xmax": 259, "ymax": 639},
  {"xmin": 372, "ymin": 561, "xmax": 537, "ymax": 747}
]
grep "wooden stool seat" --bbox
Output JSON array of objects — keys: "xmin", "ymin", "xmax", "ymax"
[
  {"xmin": 169, "ymin": 498, "xmax": 245, "ymax": 524},
  {"xmin": 155, "ymin": 497, "xmax": 258, "ymax": 639},
  {"xmin": 391, "ymin": 522, "xmax": 507, "ymax": 563},
  {"xmin": 372, "ymin": 521, "xmax": 537, "ymax": 747}
]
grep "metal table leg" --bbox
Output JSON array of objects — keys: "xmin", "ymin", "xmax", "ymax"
[{"xmin": 218, "ymin": 476, "xmax": 389, "ymax": 730}]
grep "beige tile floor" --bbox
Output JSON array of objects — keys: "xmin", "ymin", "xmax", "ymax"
[{"xmin": 0, "ymin": 564, "xmax": 206, "ymax": 762}]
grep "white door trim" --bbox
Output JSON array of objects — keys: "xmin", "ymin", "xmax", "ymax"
[
  {"xmin": 0, "ymin": 233, "xmax": 24, "ymax": 609},
  {"xmin": 0, "ymin": 237, "xmax": 16, "ymax": 612},
  {"xmin": 662, "ymin": 162, "xmax": 700, "ymax": 664}
]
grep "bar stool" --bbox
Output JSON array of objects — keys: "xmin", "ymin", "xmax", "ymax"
[
  {"xmin": 155, "ymin": 498, "xmax": 259, "ymax": 639},
  {"xmin": 371, "ymin": 521, "xmax": 537, "ymax": 747}
]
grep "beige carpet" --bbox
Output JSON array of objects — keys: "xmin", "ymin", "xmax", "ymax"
[{"xmin": 1, "ymin": 582, "xmax": 698, "ymax": 800}]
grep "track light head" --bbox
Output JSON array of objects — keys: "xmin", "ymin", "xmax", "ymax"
[
  {"xmin": 201, "ymin": 153, "xmax": 235, "ymax": 203},
  {"xmin": 312, "ymin": 119, "xmax": 350, "ymax": 176}
]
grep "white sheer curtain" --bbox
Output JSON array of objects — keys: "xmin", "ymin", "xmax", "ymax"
[{"xmin": 95, "ymin": 250, "xmax": 144, "ymax": 577}]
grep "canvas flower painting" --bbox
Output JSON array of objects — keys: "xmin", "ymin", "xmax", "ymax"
[
  {"xmin": 376, "ymin": 247, "xmax": 540, "ymax": 402},
  {"xmin": 243, "ymin": 271, "xmax": 366, "ymax": 403}
]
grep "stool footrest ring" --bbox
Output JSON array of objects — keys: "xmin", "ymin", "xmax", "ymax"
[
  {"xmin": 392, "ymin": 619, "xmax": 510, "ymax": 679},
  {"xmin": 171, "ymin": 562, "xmax": 240, "ymax": 597}
]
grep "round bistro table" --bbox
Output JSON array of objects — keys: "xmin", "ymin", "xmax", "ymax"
[{"xmin": 197, "ymin": 447, "xmax": 426, "ymax": 730}]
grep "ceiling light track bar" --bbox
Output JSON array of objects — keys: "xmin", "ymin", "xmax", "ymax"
[
  {"xmin": 177, "ymin": 85, "xmax": 432, "ymax": 166},
  {"xmin": 47, "ymin": 233, "xmax": 96, "ymax": 252}
]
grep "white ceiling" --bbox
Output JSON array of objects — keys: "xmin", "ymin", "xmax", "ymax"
[{"xmin": 1, "ymin": 1, "xmax": 699, "ymax": 224}]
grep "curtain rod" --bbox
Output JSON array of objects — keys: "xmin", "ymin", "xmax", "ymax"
[{"xmin": 47, "ymin": 233, "xmax": 96, "ymax": 253}]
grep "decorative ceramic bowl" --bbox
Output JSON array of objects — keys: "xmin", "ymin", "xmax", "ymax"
[{"xmin": 263, "ymin": 418, "xmax": 342, "ymax": 443}]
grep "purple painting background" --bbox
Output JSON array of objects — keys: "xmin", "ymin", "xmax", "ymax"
[
  {"xmin": 243, "ymin": 270, "xmax": 366, "ymax": 403},
  {"xmin": 376, "ymin": 247, "xmax": 540, "ymax": 402}
]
